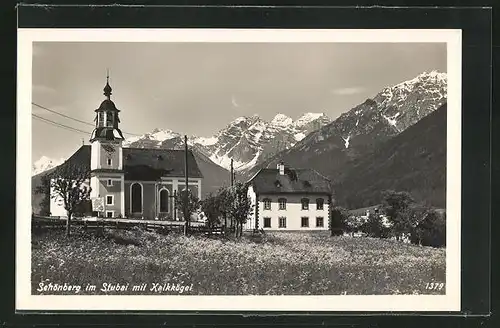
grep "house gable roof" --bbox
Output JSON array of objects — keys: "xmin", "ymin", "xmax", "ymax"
[
  {"xmin": 60, "ymin": 145, "xmax": 203, "ymax": 181},
  {"xmin": 248, "ymin": 167, "xmax": 332, "ymax": 195}
]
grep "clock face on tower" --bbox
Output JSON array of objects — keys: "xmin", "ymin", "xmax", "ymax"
[{"xmin": 102, "ymin": 144, "xmax": 115, "ymax": 155}]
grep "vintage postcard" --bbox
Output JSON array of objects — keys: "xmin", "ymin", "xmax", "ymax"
[{"xmin": 17, "ymin": 28, "xmax": 461, "ymax": 312}]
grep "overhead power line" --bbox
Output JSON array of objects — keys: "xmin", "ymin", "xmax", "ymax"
[
  {"xmin": 32, "ymin": 102, "xmax": 141, "ymax": 137},
  {"xmin": 32, "ymin": 102, "xmax": 95, "ymax": 127}
]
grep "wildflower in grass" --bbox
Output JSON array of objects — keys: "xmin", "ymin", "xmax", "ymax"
[{"xmin": 32, "ymin": 229, "xmax": 445, "ymax": 295}]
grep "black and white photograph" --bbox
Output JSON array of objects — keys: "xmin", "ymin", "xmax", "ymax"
[{"xmin": 17, "ymin": 29, "xmax": 462, "ymax": 312}]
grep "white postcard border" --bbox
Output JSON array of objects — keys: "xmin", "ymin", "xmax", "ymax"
[{"xmin": 17, "ymin": 28, "xmax": 462, "ymax": 312}]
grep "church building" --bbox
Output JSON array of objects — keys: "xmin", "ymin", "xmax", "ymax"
[{"xmin": 49, "ymin": 77, "xmax": 203, "ymax": 220}]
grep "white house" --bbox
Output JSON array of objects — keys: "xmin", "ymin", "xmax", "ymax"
[{"xmin": 245, "ymin": 162, "xmax": 333, "ymax": 231}]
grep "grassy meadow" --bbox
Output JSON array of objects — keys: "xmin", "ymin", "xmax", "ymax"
[{"xmin": 32, "ymin": 227, "xmax": 446, "ymax": 295}]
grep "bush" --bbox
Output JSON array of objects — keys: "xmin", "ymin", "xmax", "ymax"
[
  {"xmin": 361, "ymin": 212, "xmax": 389, "ymax": 238},
  {"xmin": 73, "ymin": 200, "xmax": 92, "ymax": 218},
  {"xmin": 344, "ymin": 215, "xmax": 366, "ymax": 235},
  {"xmin": 411, "ymin": 210, "xmax": 446, "ymax": 247},
  {"xmin": 330, "ymin": 206, "xmax": 349, "ymax": 236}
]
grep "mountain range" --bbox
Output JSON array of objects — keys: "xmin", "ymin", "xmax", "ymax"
[
  {"xmin": 244, "ymin": 71, "xmax": 446, "ymax": 172},
  {"xmin": 32, "ymin": 70, "xmax": 447, "ymax": 210},
  {"xmin": 123, "ymin": 112, "xmax": 331, "ymax": 171}
]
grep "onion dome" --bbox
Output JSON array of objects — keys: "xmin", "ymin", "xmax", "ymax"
[{"xmin": 103, "ymin": 73, "xmax": 112, "ymax": 98}]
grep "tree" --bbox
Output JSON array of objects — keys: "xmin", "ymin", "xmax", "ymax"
[
  {"xmin": 227, "ymin": 182, "xmax": 253, "ymax": 238},
  {"xmin": 411, "ymin": 209, "xmax": 446, "ymax": 247},
  {"xmin": 216, "ymin": 187, "xmax": 234, "ymax": 232},
  {"xmin": 35, "ymin": 163, "xmax": 91, "ymax": 237},
  {"xmin": 200, "ymin": 193, "xmax": 222, "ymax": 235},
  {"xmin": 361, "ymin": 211, "xmax": 389, "ymax": 238},
  {"xmin": 174, "ymin": 189, "xmax": 200, "ymax": 235},
  {"xmin": 330, "ymin": 206, "xmax": 349, "ymax": 236},
  {"xmin": 381, "ymin": 190, "xmax": 416, "ymax": 240},
  {"xmin": 344, "ymin": 214, "xmax": 366, "ymax": 236}
]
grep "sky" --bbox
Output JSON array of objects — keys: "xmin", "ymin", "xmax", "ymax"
[{"xmin": 31, "ymin": 42, "xmax": 446, "ymax": 161}]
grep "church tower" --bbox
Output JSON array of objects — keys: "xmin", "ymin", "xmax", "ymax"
[{"xmin": 89, "ymin": 73, "xmax": 125, "ymax": 218}]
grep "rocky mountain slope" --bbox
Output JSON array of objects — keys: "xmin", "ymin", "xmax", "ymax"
[
  {"xmin": 334, "ymin": 103, "xmax": 447, "ymax": 209},
  {"xmin": 244, "ymin": 70, "xmax": 447, "ymax": 181},
  {"xmin": 124, "ymin": 112, "xmax": 331, "ymax": 172}
]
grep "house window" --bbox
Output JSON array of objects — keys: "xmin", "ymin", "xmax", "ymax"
[
  {"xmin": 131, "ymin": 183, "xmax": 143, "ymax": 213},
  {"xmin": 301, "ymin": 217, "xmax": 309, "ymax": 227},
  {"xmin": 279, "ymin": 217, "xmax": 287, "ymax": 228},
  {"xmin": 301, "ymin": 198, "xmax": 309, "ymax": 210},
  {"xmin": 263, "ymin": 217, "xmax": 271, "ymax": 228},
  {"xmin": 107, "ymin": 158, "xmax": 112, "ymax": 166},
  {"xmin": 159, "ymin": 189, "xmax": 169, "ymax": 213},
  {"xmin": 316, "ymin": 217, "xmax": 324, "ymax": 227},
  {"xmin": 107, "ymin": 179, "xmax": 113, "ymax": 187},
  {"xmin": 278, "ymin": 198, "xmax": 287, "ymax": 210},
  {"xmin": 316, "ymin": 198, "xmax": 324, "ymax": 210},
  {"xmin": 106, "ymin": 195, "xmax": 114, "ymax": 205},
  {"xmin": 106, "ymin": 211, "xmax": 114, "ymax": 218},
  {"xmin": 263, "ymin": 198, "xmax": 271, "ymax": 210}
]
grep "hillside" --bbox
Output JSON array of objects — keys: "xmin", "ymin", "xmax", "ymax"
[
  {"xmin": 190, "ymin": 150, "xmax": 239, "ymax": 197},
  {"xmin": 334, "ymin": 103, "xmax": 447, "ymax": 209}
]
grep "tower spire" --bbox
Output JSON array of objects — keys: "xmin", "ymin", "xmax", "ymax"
[{"xmin": 103, "ymin": 69, "xmax": 112, "ymax": 99}]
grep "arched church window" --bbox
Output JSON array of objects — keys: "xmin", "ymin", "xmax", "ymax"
[
  {"xmin": 159, "ymin": 189, "xmax": 169, "ymax": 213},
  {"xmin": 106, "ymin": 112, "xmax": 114, "ymax": 127},
  {"xmin": 131, "ymin": 183, "xmax": 142, "ymax": 213},
  {"xmin": 97, "ymin": 112, "xmax": 104, "ymax": 127}
]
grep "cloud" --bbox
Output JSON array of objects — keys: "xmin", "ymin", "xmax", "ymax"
[
  {"xmin": 231, "ymin": 95, "xmax": 239, "ymax": 108},
  {"xmin": 331, "ymin": 87, "xmax": 365, "ymax": 96}
]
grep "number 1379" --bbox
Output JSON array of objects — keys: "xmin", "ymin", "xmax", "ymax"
[{"xmin": 425, "ymin": 282, "xmax": 445, "ymax": 290}]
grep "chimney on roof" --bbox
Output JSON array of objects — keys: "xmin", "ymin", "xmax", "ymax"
[{"xmin": 277, "ymin": 161, "xmax": 285, "ymax": 175}]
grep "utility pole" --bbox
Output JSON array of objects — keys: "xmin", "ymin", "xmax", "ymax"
[
  {"xmin": 230, "ymin": 158, "xmax": 234, "ymax": 187},
  {"xmin": 184, "ymin": 135, "xmax": 189, "ymax": 235}
]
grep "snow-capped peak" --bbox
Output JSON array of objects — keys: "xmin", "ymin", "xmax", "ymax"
[
  {"xmin": 231, "ymin": 116, "xmax": 247, "ymax": 124},
  {"xmin": 32, "ymin": 156, "xmax": 64, "ymax": 176},
  {"xmin": 270, "ymin": 113, "xmax": 293, "ymax": 127},
  {"xmin": 121, "ymin": 110, "xmax": 332, "ymax": 174},
  {"xmin": 390, "ymin": 70, "xmax": 447, "ymax": 91},
  {"xmin": 293, "ymin": 112, "xmax": 327, "ymax": 128},
  {"xmin": 193, "ymin": 136, "xmax": 219, "ymax": 146},
  {"xmin": 147, "ymin": 129, "xmax": 180, "ymax": 141}
]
